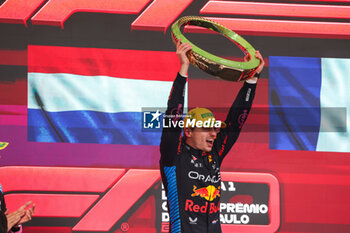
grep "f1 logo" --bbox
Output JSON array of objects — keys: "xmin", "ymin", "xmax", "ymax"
[
  {"xmin": 0, "ymin": 0, "xmax": 192, "ymax": 31},
  {"xmin": 0, "ymin": 166, "xmax": 160, "ymax": 231}
]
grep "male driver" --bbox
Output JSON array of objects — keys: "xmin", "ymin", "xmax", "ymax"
[{"xmin": 160, "ymin": 40, "xmax": 264, "ymax": 233}]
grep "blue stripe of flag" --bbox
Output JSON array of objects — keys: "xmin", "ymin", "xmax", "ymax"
[
  {"xmin": 28, "ymin": 109, "xmax": 161, "ymax": 145},
  {"xmin": 269, "ymin": 56, "xmax": 322, "ymax": 151}
]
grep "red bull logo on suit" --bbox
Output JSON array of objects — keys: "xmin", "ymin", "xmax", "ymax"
[
  {"xmin": 191, "ymin": 185, "xmax": 220, "ymax": 201},
  {"xmin": 185, "ymin": 199, "xmax": 220, "ymax": 214},
  {"xmin": 184, "ymin": 185, "xmax": 221, "ymax": 213}
]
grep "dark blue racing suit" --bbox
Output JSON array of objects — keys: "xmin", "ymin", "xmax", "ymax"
[{"xmin": 160, "ymin": 73, "xmax": 257, "ymax": 233}]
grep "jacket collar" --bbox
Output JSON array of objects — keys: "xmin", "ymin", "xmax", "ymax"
[{"xmin": 184, "ymin": 141, "xmax": 207, "ymax": 158}]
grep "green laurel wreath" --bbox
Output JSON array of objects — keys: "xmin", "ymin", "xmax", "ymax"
[
  {"xmin": 0, "ymin": 142, "xmax": 9, "ymax": 150},
  {"xmin": 171, "ymin": 16, "xmax": 260, "ymax": 81}
]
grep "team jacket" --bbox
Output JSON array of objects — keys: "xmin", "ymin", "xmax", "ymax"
[{"xmin": 160, "ymin": 73, "xmax": 256, "ymax": 233}]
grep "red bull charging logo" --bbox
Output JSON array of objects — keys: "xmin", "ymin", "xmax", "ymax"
[{"xmin": 191, "ymin": 185, "xmax": 220, "ymax": 201}]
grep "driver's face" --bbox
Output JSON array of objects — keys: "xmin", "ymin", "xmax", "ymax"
[{"xmin": 187, "ymin": 127, "xmax": 219, "ymax": 152}]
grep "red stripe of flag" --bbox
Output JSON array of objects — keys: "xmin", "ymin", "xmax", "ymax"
[{"xmin": 28, "ymin": 46, "xmax": 180, "ymax": 82}]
